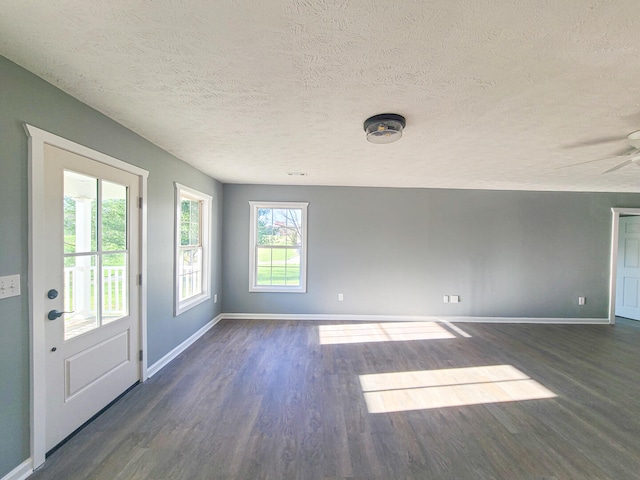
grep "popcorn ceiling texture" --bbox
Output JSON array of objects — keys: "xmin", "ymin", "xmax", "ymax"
[{"xmin": 1, "ymin": 0, "xmax": 640, "ymax": 191}]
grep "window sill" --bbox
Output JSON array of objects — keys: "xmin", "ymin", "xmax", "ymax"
[
  {"xmin": 175, "ymin": 292, "xmax": 211, "ymax": 316},
  {"xmin": 249, "ymin": 285, "xmax": 307, "ymax": 293}
]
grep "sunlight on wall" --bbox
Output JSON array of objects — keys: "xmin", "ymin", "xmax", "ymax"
[
  {"xmin": 359, "ymin": 365, "xmax": 556, "ymax": 413},
  {"xmin": 319, "ymin": 321, "xmax": 458, "ymax": 345}
]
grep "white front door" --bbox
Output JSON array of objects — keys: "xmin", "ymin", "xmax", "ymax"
[
  {"xmin": 616, "ymin": 216, "xmax": 640, "ymax": 321},
  {"xmin": 43, "ymin": 144, "xmax": 141, "ymax": 451}
]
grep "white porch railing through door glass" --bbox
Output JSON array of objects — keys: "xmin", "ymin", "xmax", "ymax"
[{"xmin": 64, "ymin": 265, "xmax": 128, "ymax": 337}]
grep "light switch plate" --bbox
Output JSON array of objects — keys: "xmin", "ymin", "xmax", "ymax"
[
  {"xmin": 0, "ymin": 274, "xmax": 21, "ymax": 299},
  {"xmin": 450, "ymin": 295, "xmax": 460, "ymax": 303}
]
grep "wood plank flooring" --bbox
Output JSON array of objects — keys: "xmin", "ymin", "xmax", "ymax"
[{"xmin": 31, "ymin": 318, "xmax": 640, "ymax": 480}]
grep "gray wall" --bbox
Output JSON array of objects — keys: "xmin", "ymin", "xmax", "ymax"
[
  {"xmin": 222, "ymin": 184, "xmax": 640, "ymax": 318},
  {"xmin": 0, "ymin": 56, "xmax": 222, "ymax": 477}
]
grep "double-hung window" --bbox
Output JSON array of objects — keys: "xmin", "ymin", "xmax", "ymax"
[
  {"xmin": 249, "ymin": 201, "xmax": 308, "ymax": 293},
  {"xmin": 175, "ymin": 183, "xmax": 211, "ymax": 314}
]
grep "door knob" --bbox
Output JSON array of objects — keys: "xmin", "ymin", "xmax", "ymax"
[{"xmin": 48, "ymin": 310, "xmax": 73, "ymax": 320}]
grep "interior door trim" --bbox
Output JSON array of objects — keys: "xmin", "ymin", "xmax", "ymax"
[
  {"xmin": 609, "ymin": 207, "xmax": 640, "ymax": 324},
  {"xmin": 25, "ymin": 124, "xmax": 149, "ymax": 469}
]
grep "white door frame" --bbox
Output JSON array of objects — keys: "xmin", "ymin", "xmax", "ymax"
[
  {"xmin": 26, "ymin": 124, "xmax": 149, "ymax": 469},
  {"xmin": 609, "ymin": 207, "xmax": 640, "ymax": 324}
]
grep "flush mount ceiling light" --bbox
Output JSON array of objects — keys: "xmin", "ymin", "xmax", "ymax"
[{"xmin": 363, "ymin": 113, "xmax": 406, "ymax": 144}]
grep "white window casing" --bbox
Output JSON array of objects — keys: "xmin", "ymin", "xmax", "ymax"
[
  {"xmin": 249, "ymin": 201, "xmax": 308, "ymax": 293},
  {"xmin": 175, "ymin": 183, "xmax": 212, "ymax": 314}
]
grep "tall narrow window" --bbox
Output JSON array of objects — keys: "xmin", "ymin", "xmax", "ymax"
[
  {"xmin": 175, "ymin": 183, "xmax": 211, "ymax": 315},
  {"xmin": 249, "ymin": 201, "xmax": 308, "ymax": 293}
]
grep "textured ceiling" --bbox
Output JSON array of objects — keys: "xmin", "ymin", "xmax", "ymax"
[{"xmin": 2, "ymin": 0, "xmax": 640, "ymax": 192}]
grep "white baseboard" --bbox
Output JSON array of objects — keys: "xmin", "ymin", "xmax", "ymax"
[
  {"xmin": 442, "ymin": 316, "xmax": 608, "ymax": 324},
  {"xmin": 1, "ymin": 459, "xmax": 32, "ymax": 480},
  {"xmin": 219, "ymin": 312, "xmax": 610, "ymax": 325},
  {"xmin": 146, "ymin": 314, "xmax": 223, "ymax": 378}
]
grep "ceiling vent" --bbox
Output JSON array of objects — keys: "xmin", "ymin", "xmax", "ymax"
[{"xmin": 363, "ymin": 114, "xmax": 406, "ymax": 144}]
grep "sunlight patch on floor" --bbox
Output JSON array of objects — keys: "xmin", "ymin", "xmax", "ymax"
[
  {"xmin": 437, "ymin": 319, "xmax": 472, "ymax": 338},
  {"xmin": 359, "ymin": 365, "xmax": 556, "ymax": 413},
  {"xmin": 319, "ymin": 322, "xmax": 457, "ymax": 345}
]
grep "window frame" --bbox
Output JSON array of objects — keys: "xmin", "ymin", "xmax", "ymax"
[
  {"xmin": 174, "ymin": 183, "xmax": 212, "ymax": 315},
  {"xmin": 249, "ymin": 201, "xmax": 308, "ymax": 293}
]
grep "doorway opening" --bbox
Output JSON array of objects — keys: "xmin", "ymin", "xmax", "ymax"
[{"xmin": 609, "ymin": 208, "xmax": 640, "ymax": 323}]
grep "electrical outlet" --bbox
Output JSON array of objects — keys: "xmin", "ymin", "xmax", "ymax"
[
  {"xmin": 578, "ymin": 296, "xmax": 586, "ymax": 306},
  {"xmin": 443, "ymin": 295, "xmax": 450, "ymax": 303},
  {"xmin": 450, "ymin": 295, "xmax": 460, "ymax": 304},
  {"xmin": 214, "ymin": 294, "xmax": 218, "ymax": 303},
  {"xmin": 0, "ymin": 274, "xmax": 21, "ymax": 299},
  {"xmin": 338, "ymin": 293, "xmax": 344, "ymax": 301}
]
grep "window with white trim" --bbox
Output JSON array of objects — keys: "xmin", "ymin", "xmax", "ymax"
[
  {"xmin": 175, "ymin": 183, "xmax": 211, "ymax": 315},
  {"xmin": 249, "ymin": 201, "xmax": 308, "ymax": 293}
]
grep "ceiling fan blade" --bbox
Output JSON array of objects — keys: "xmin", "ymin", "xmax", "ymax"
[
  {"xmin": 557, "ymin": 148, "xmax": 638, "ymax": 169},
  {"xmin": 612, "ymin": 146, "xmax": 637, "ymax": 157},
  {"xmin": 602, "ymin": 160, "xmax": 633, "ymax": 174},
  {"xmin": 557, "ymin": 155, "xmax": 625, "ymax": 169},
  {"xmin": 563, "ymin": 135, "xmax": 627, "ymax": 148}
]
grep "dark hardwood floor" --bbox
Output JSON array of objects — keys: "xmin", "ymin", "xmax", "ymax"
[{"xmin": 31, "ymin": 318, "xmax": 640, "ymax": 480}]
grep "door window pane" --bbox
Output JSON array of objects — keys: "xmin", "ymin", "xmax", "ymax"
[
  {"xmin": 102, "ymin": 181, "xmax": 127, "ymax": 251},
  {"xmin": 102, "ymin": 253, "xmax": 128, "ymax": 325},
  {"xmin": 64, "ymin": 255, "xmax": 98, "ymax": 340},
  {"xmin": 63, "ymin": 172, "xmax": 132, "ymax": 338},
  {"xmin": 64, "ymin": 171, "xmax": 97, "ymax": 254}
]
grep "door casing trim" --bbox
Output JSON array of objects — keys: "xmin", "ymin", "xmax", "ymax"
[
  {"xmin": 25, "ymin": 124, "xmax": 149, "ymax": 469},
  {"xmin": 609, "ymin": 207, "xmax": 640, "ymax": 324}
]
